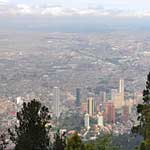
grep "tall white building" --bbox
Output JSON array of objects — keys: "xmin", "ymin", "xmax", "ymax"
[
  {"xmin": 84, "ymin": 113, "xmax": 90, "ymax": 129},
  {"xmin": 119, "ymin": 79, "xmax": 125, "ymax": 106},
  {"xmin": 97, "ymin": 113, "xmax": 103, "ymax": 127},
  {"xmin": 119, "ymin": 79, "xmax": 124, "ymax": 99},
  {"xmin": 87, "ymin": 97, "xmax": 94, "ymax": 116},
  {"xmin": 53, "ymin": 87, "xmax": 60, "ymax": 119}
]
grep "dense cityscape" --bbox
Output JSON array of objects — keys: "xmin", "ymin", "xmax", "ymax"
[
  {"xmin": 0, "ymin": 30, "xmax": 150, "ymax": 149},
  {"xmin": 0, "ymin": 0, "xmax": 150, "ymax": 149}
]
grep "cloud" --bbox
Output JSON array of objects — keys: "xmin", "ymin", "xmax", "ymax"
[
  {"xmin": 16, "ymin": 4, "xmax": 32, "ymax": 15},
  {"xmin": 0, "ymin": 2, "xmax": 150, "ymax": 18},
  {"xmin": 41, "ymin": 6, "xmax": 111, "ymax": 16},
  {"xmin": 113, "ymin": 10, "xmax": 150, "ymax": 17},
  {"xmin": 41, "ymin": 6, "xmax": 69, "ymax": 16},
  {"xmin": 0, "ymin": 0, "xmax": 8, "ymax": 3}
]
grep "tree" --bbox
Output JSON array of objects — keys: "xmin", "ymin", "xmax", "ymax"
[
  {"xmin": 84, "ymin": 142, "xmax": 94, "ymax": 150},
  {"xmin": 84, "ymin": 135, "xmax": 121, "ymax": 150},
  {"xmin": 95, "ymin": 135, "xmax": 112, "ymax": 150},
  {"xmin": 8, "ymin": 99, "xmax": 51, "ymax": 150},
  {"xmin": 53, "ymin": 131, "xmax": 66, "ymax": 150},
  {"xmin": 0, "ymin": 133, "xmax": 8, "ymax": 150},
  {"xmin": 111, "ymin": 133, "xmax": 142, "ymax": 150},
  {"xmin": 132, "ymin": 72, "xmax": 150, "ymax": 150},
  {"xmin": 65, "ymin": 132, "xmax": 85, "ymax": 150}
]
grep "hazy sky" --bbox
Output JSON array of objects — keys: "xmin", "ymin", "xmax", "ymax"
[
  {"xmin": 9, "ymin": 0, "xmax": 150, "ymax": 10},
  {"xmin": 1, "ymin": 0, "xmax": 150, "ymax": 17},
  {"xmin": 0, "ymin": 0, "xmax": 150, "ymax": 31}
]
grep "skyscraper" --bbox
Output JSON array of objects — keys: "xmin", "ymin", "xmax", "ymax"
[
  {"xmin": 81, "ymin": 102, "xmax": 88, "ymax": 113},
  {"xmin": 76, "ymin": 88, "xmax": 81, "ymax": 107},
  {"xmin": 122, "ymin": 105, "xmax": 129, "ymax": 123},
  {"xmin": 84, "ymin": 113, "xmax": 90, "ymax": 129},
  {"xmin": 104, "ymin": 102, "xmax": 115, "ymax": 124},
  {"xmin": 114, "ymin": 79, "xmax": 125, "ymax": 109},
  {"xmin": 119, "ymin": 79, "xmax": 124, "ymax": 94},
  {"xmin": 97, "ymin": 113, "xmax": 104, "ymax": 127},
  {"xmin": 119, "ymin": 79, "xmax": 124, "ymax": 102},
  {"xmin": 87, "ymin": 97, "xmax": 94, "ymax": 116},
  {"xmin": 53, "ymin": 87, "xmax": 60, "ymax": 119},
  {"xmin": 102, "ymin": 91, "xmax": 106, "ymax": 103},
  {"xmin": 111, "ymin": 89, "xmax": 118, "ymax": 101}
]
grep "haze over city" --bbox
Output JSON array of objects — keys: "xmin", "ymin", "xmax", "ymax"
[{"xmin": 0, "ymin": 0, "xmax": 150, "ymax": 150}]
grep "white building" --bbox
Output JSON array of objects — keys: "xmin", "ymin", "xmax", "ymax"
[
  {"xmin": 87, "ymin": 97, "xmax": 94, "ymax": 116},
  {"xmin": 84, "ymin": 113, "xmax": 90, "ymax": 130},
  {"xmin": 97, "ymin": 113, "xmax": 103, "ymax": 127},
  {"xmin": 53, "ymin": 87, "xmax": 61, "ymax": 119},
  {"xmin": 16, "ymin": 96, "xmax": 23, "ymax": 112},
  {"xmin": 17, "ymin": 97, "xmax": 23, "ymax": 106}
]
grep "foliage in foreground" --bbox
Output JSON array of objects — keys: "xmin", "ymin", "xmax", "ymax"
[
  {"xmin": 0, "ymin": 134, "xmax": 8, "ymax": 150},
  {"xmin": 132, "ymin": 72, "xmax": 150, "ymax": 150},
  {"xmin": 8, "ymin": 99, "xmax": 51, "ymax": 150},
  {"xmin": 53, "ymin": 131, "xmax": 66, "ymax": 150}
]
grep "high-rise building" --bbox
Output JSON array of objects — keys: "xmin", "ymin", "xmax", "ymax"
[
  {"xmin": 119, "ymin": 79, "xmax": 124, "ymax": 94},
  {"xmin": 113, "ymin": 93, "xmax": 123, "ymax": 109},
  {"xmin": 102, "ymin": 91, "xmax": 106, "ymax": 103},
  {"xmin": 76, "ymin": 88, "xmax": 81, "ymax": 107},
  {"xmin": 53, "ymin": 87, "xmax": 60, "ymax": 119},
  {"xmin": 126, "ymin": 98, "xmax": 134, "ymax": 114},
  {"xmin": 97, "ymin": 113, "xmax": 104, "ymax": 127},
  {"xmin": 111, "ymin": 89, "xmax": 118, "ymax": 101},
  {"xmin": 104, "ymin": 102, "xmax": 115, "ymax": 124},
  {"xmin": 122, "ymin": 105, "xmax": 129, "ymax": 123},
  {"xmin": 84, "ymin": 113, "xmax": 90, "ymax": 129},
  {"xmin": 113, "ymin": 79, "xmax": 125, "ymax": 109},
  {"xmin": 95, "ymin": 102, "xmax": 100, "ymax": 113},
  {"xmin": 87, "ymin": 97, "xmax": 94, "ymax": 116},
  {"xmin": 119, "ymin": 79, "xmax": 124, "ymax": 102},
  {"xmin": 81, "ymin": 102, "xmax": 88, "ymax": 113}
]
